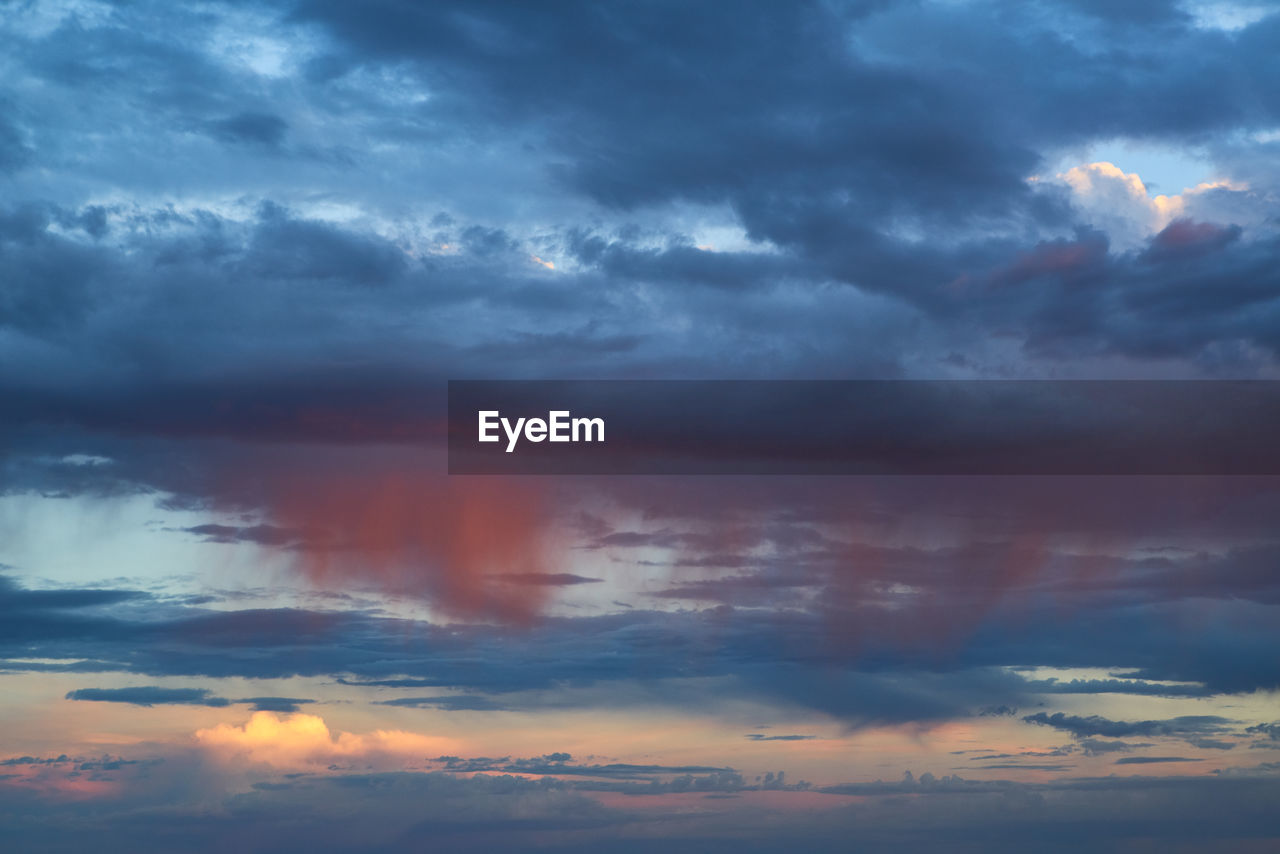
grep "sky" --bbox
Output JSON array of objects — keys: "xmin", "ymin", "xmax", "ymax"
[{"xmin": 1, "ymin": 0, "xmax": 1279, "ymax": 851}]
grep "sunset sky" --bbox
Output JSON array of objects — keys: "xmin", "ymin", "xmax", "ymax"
[{"xmin": 2, "ymin": 1, "xmax": 1279, "ymax": 851}]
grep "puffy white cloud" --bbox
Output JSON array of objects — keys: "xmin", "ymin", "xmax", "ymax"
[{"xmin": 1053, "ymin": 161, "xmax": 1246, "ymax": 250}]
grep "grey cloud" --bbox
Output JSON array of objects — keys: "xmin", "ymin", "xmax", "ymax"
[
  {"xmin": 241, "ymin": 696, "xmax": 316, "ymax": 713},
  {"xmin": 3, "ymin": 569, "xmax": 1278, "ymax": 726},
  {"xmin": 0, "ymin": 755, "xmax": 70, "ymax": 766},
  {"xmin": 64, "ymin": 686, "xmax": 231, "ymax": 707},
  {"xmin": 1185, "ymin": 737, "xmax": 1237, "ymax": 751},
  {"xmin": 1021, "ymin": 678, "xmax": 1213, "ymax": 698},
  {"xmin": 277, "ymin": 0, "xmax": 1280, "ymax": 366},
  {"xmin": 2, "ymin": 0, "xmax": 1276, "ymax": 393},
  {"xmin": 1078, "ymin": 739, "xmax": 1151, "ymax": 757},
  {"xmin": 1023, "ymin": 712, "xmax": 1238, "ymax": 741},
  {"xmin": 62, "ymin": 685, "xmax": 316, "ymax": 712},
  {"xmin": 1246, "ymin": 722, "xmax": 1280, "ymax": 742}
]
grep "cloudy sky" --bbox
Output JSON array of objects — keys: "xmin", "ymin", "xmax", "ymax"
[{"xmin": 2, "ymin": 0, "xmax": 1280, "ymax": 850}]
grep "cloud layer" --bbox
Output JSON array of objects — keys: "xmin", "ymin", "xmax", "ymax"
[{"xmin": 2, "ymin": 0, "xmax": 1280, "ymax": 850}]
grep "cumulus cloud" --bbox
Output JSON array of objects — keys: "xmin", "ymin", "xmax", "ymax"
[
  {"xmin": 194, "ymin": 711, "xmax": 457, "ymax": 770},
  {"xmin": 1051, "ymin": 159, "xmax": 1266, "ymax": 252}
]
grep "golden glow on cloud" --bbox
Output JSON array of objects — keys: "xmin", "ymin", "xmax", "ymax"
[{"xmin": 195, "ymin": 711, "xmax": 458, "ymax": 769}]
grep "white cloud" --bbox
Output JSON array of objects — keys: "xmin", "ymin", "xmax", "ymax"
[{"xmin": 1047, "ymin": 161, "xmax": 1246, "ymax": 251}]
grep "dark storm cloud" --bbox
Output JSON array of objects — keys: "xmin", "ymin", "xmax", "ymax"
[
  {"xmin": 280, "ymin": 0, "xmax": 1280, "ymax": 363},
  {"xmin": 0, "ymin": 0, "xmax": 1276, "ymax": 410},
  {"xmin": 290, "ymin": 0, "xmax": 1044, "ymax": 241}
]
